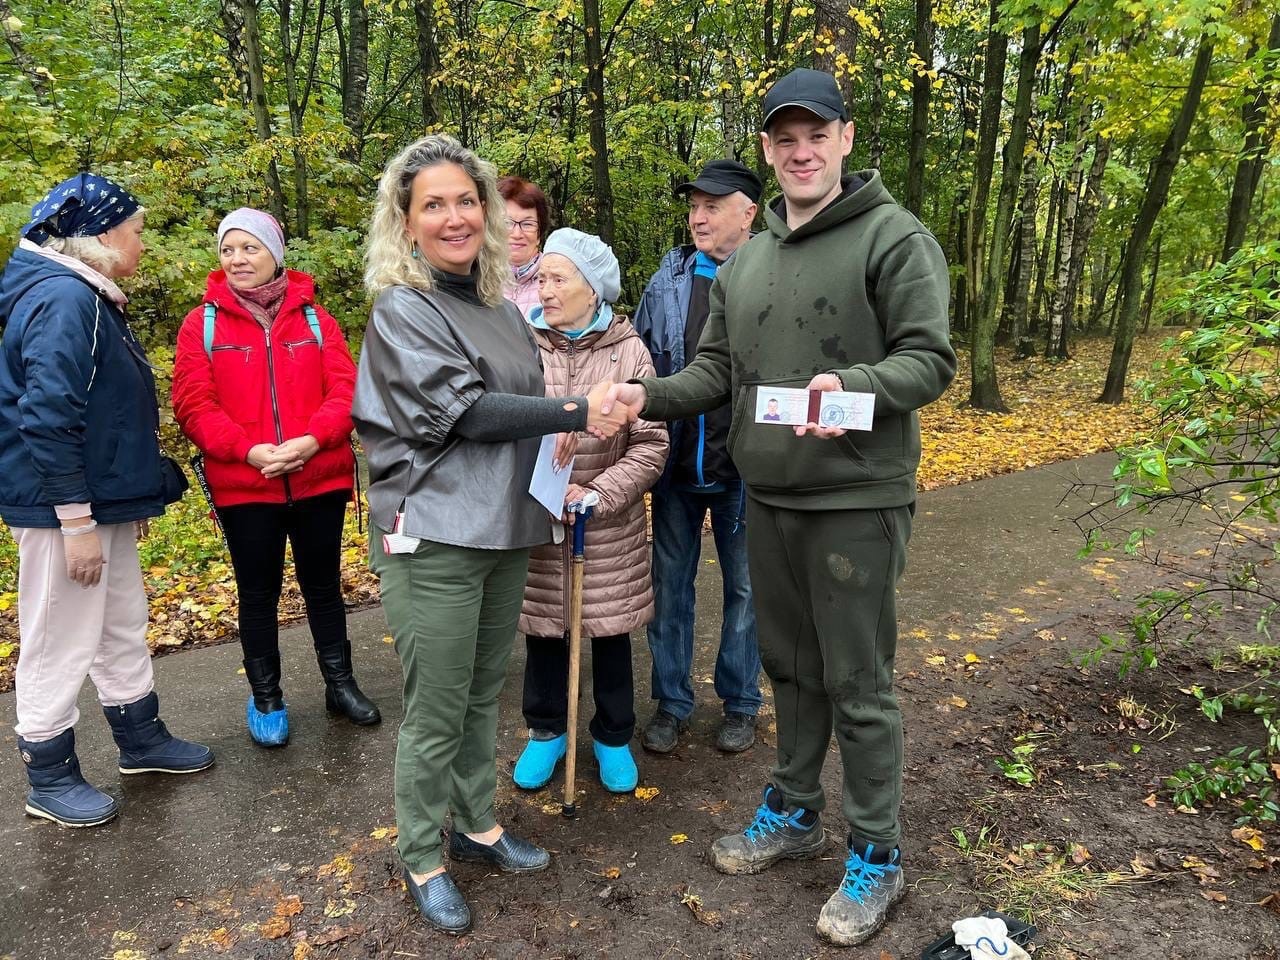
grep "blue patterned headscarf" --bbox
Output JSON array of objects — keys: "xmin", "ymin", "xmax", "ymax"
[{"xmin": 20, "ymin": 173, "xmax": 141, "ymax": 244}]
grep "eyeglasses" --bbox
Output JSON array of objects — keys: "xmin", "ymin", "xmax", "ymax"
[{"xmin": 504, "ymin": 217, "xmax": 538, "ymax": 234}]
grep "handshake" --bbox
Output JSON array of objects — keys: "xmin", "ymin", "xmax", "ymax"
[{"xmin": 583, "ymin": 380, "xmax": 647, "ymax": 439}]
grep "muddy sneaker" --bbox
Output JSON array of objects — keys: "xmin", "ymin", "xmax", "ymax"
[
  {"xmin": 709, "ymin": 784, "xmax": 825, "ymax": 875},
  {"xmin": 816, "ymin": 844, "xmax": 905, "ymax": 946},
  {"xmin": 641, "ymin": 709, "xmax": 687, "ymax": 754},
  {"xmin": 714, "ymin": 712, "xmax": 756, "ymax": 753}
]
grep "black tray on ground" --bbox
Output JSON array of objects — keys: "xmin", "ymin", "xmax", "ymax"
[{"xmin": 920, "ymin": 910, "xmax": 1038, "ymax": 960}]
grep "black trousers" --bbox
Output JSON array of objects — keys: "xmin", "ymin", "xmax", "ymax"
[
  {"xmin": 522, "ymin": 632, "xmax": 635, "ymax": 747},
  {"xmin": 219, "ymin": 490, "xmax": 350, "ymax": 661}
]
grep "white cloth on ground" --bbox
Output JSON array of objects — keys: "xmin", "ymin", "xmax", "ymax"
[{"xmin": 952, "ymin": 916, "xmax": 1032, "ymax": 960}]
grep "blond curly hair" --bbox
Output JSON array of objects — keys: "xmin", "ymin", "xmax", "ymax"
[{"xmin": 364, "ymin": 134, "xmax": 509, "ymax": 306}]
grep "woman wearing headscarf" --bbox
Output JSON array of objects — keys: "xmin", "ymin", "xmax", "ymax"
[
  {"xmin": 0, "ymin": 174, "xmax": 213, "ymax": 828},
  {"xmin": 513, "ymin": 229, "xmax": 667, "ymax": 795},
  {"xmin": 172, "ymin": 208, "xmax": 378, "ymax": 747},
  {"xmin": 498, "ymin": 175, "xmax": 549, "ymax": 318},
  {"xmin": 353, "ymin": 134, "xmax": 627, "ymax": 935}
]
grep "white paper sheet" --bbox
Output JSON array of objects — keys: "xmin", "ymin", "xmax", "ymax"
[{"xmin": 529, "ymin": 433, "xmax": 574, "ymax": 517}]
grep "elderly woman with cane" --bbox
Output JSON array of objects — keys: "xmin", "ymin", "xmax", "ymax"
[
  {"xmin": 352, "ymin": 134, "xmax": 627, "ymax": 935},
  {"xmin": 172, "ymin": 208, "xmax": 377, "ymax": 747},
  {"xmin": 0, "ymin": 174, "xmax": 213, "ymax": 827},
  {"xmin": 513, "ymin": 229, "xmax": 667, "ymax": 796}
]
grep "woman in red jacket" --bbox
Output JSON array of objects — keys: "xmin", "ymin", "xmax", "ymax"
[{"xmin": 172, "ymin": 208, "xmax": 380, "ymax": 746}]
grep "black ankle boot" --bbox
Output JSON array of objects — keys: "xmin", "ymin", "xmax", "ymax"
[
  {"xmin": 315, "ymin": 641, "xmax": 381, "ymax": 726},
  {"xmin": 243, "ymin": 654, "xmax": 286, "ymax": 713}
]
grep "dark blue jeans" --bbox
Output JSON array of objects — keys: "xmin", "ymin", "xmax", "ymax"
[{"xmin": 646, "ymin": 482, "xmax": 761, "ymax": 721}]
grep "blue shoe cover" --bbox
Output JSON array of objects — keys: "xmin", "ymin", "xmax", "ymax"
[
  {"xmin": 246, "ymin": 697, "xmax": 289, "ymax": 747},
  {"xmin": 513, "ymin": 733, "xmax": 567, "ymax": 789},
  {"xmin": 592, "ymin": 739, "xmax": 638, "ymax": 793}
]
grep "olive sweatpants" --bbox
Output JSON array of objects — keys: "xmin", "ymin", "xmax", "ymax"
[
  {"xmin": 746, "ymin": 498, "xmax": 912, "ymax": 849},
  {"xmin": 371, "ymin": 531, "xmax": 531, "ymax": 873}
]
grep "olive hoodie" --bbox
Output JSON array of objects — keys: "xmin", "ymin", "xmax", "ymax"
[{"xmin": 637, "ymin": 171, "xmax": 956, "ymax": 510}]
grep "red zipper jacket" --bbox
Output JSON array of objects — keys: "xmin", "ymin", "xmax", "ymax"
[{"xmin": 172, "ymin": 269, "xmax": 356, "ymax": 508}]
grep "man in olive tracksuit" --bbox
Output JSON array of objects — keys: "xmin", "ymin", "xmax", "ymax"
[{"xmin": 603, "ymin": 69, "xmax": 955, "ymax": 946}]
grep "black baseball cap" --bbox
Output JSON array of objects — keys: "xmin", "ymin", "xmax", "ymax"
[
  {"xmin": 762, "ymin": 67, "xmax": 848, "ymax": 130},
  {"xmin": 675, "ymin": 159, "xmax": 763, "ymax": 204}
]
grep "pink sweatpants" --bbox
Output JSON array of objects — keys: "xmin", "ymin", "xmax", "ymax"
[{"xmin": 12, "ymin": 523, "xmax": 155, "ymax": 742}]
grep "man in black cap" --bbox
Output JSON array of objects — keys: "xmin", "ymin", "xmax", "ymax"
[
  {"xmin": 633, "ymin": 159, "xmax": 764, "ymax": 757},
  {"xmin": 602, "ymin": 67, "xmax": 956, "ymax": 947}
]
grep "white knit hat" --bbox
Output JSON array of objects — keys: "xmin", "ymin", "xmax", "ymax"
[{"xmin": 543, "ymin": 228, "xmax": 620, "ymax": 304}]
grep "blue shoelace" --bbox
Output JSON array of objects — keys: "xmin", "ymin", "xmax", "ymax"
[
  {"xmin": 743, "ymin": 798, "xmax": 808, "ymax": 842},
  {"xmin": 839, "ymin": 846, "xmax": 899, "ymax": 904}
]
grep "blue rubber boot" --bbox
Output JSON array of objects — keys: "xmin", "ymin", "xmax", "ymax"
[
  {"xmin": 104, "ymin": 692, "xmax": 214, "ymax": 774},
  {"xmin": 513, "ymin": 731, "xmax": 567, "ymax": 789},
  {"xmin": 18, "ymin": 729, "xmax": 118, "ymax": 827},
  {"xmin": 592, "ymin": 739, "xmax": 638, "ymax": 793},
  {"xmin": 244, "ymin": 655, "xmax": 289, "ymax": 747}
]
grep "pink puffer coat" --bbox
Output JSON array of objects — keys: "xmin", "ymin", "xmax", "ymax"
[{"xmin": 519, "ymin": 314, "xmax": 669, "ymax": 638}]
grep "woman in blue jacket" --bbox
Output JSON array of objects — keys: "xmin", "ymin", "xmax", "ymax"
[{"xmin": 0, "ymin": 174, "xmax": 213, "ymax": 828}]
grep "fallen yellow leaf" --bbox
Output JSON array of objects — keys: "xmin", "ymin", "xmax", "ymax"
[
  {"xmin": 370, "ymin": 826, "xmax": 397, "ymax": 841},
  {"xmin": 946, "ymin": 695, "xmax": 968, "ymax": 708},
  {"xmin": 1232, "ymin": 826, "xmax": 1266, "ymax": 852},
  {"xmin": 964, "ymin": 652, "xmax": 981, "ymax": 663},
  {"xmin": 670, "ymin": 833, "xmax": 689, "ymax": 844},
  {"xmin": 634, "ymin": 785, "xmax": 660, "ymax": 801}
]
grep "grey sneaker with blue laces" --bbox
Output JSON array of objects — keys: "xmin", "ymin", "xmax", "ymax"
[
  {"xmin": 816, "ymin": 843, "xmax": 905, "ymax": 946},
  {"xmin": 709, "ymin": 783, "xmax": 825, "ymax": 875}
]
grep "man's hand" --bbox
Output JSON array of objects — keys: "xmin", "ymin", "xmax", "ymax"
[
  {"xmin": 794, "ymin": 372, "xmax": 847, "ymax": 439},
  {"xmin": 553, "ymin": 431, "xmax": 578, "ymax": 471},
  {"xmin": 591, "ymin": 381, "xmax": 645, "ymax": 439},
  {"xmin": 62, "ymin": 524, "xmax": 104, "ymax": 588},
  {"xmin": 584, "ymin": 381, "xmax": 633, "ymax": 440},
  {"xmin": 136, "ymin": 519, "xmax": 151, "ymax": 541}
]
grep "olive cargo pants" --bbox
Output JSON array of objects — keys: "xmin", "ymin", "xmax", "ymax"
[
  {"xmin": 746, "ymin": 499, "xmax": 912, "ymax": 848},
  {"xmin": 371, "ymin": 531, "xmax": 531, "ymax": 873}
]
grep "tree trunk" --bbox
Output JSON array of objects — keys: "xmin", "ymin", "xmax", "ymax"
[
  {"xmin": 1010, "ymin": 148, "xmax": 1039, "ymax": 359},
  {"xmin": 339, "ymin": 0, "xmax": 368, "ymax": 160},
  {"xmin": 967, "ymin": 9, "xmax": 1018, "ymax": 412},
  {"xmin": 1047, "ymin": 119, "xmax": 1087, "ymax": 359},
  {"xmin": 216, "ymin": 0, "xmax": 251, "ymax": 105},
  {"xmin": 1063, "ymin": 132, "xmax": 1110, "ymax": 333},
  {"xmin": 413, "ymin": 0, "xmax": 441, "ymax": 129},
  {"xmin": 1031, "ymin": 174, "xmax": 1059, "ymax": 337},
  {"xmin": 1141, "ymin": 232, "xmax": 1162, "ymax": 332},
  {"xmin": 1100, "ymin": 36, "xmax": 1214, "ymax": 403},
  {"xmin": 905, "ymin": 0, "xmax": 933, "ymax": 216},
  {"xmin": 583, "ymin": 0, "xmax": 615, "ymax": 245},
  {"xmin": 1222, "ymin": 14, "xmax": 1280, "ymax": 262},
  {"xmin": 1087, "ymin": 250, "xmax": 1110, "ymax": 331},
  {"xmin": 276, "ymin": 0, "xmax": 317, "ymax": 239},
  {"xmin": 240, "ymin": 0, "xmax": 287, "ymax": 226}
]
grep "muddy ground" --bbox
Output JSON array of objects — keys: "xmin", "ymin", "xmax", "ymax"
[{"xmin": 3, "ymin": 456, "xmax": 1277, "ymax": 960}]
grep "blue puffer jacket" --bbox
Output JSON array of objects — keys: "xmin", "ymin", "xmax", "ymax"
[
  {"xmin": 633, "ymin": 244, "xmax": 738, "ymax": 492},
  {"xmin": 0, "ymin": 247, "xmax": 167, "ymax": 528}
]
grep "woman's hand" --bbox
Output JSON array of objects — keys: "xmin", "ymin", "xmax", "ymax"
[
  {"xmin": 585, "ymin": 380, "xmax": 632, "ymax": 439},
  {"xmin": 62, "ymin": 524, "xmax": 104, "ymax": 587},
  {"xmin": 247, "ymin": 443, "xmax": 281, "ymax": 471},
  {"xmin": 270, "ymin": 435, "xmax": 320, "ymax": 476},
  {"xmin": 562, "ymin": 483, "xmax": 589, "ymax": 524},
  {"xmin": 553, "ymin": 431, "xmax": 578, "ymax": 471}
]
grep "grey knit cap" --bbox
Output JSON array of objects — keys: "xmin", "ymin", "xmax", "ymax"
[{"xmin": 542, "ymin": 228, "xmax": 620, "ymax": 305}]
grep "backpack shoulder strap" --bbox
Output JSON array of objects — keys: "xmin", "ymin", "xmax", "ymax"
[
  {"xmin": 304, "ymin": 304, "xmax": 323, "ymax": 346},
  {"xmin": 203, "ymin": 303, "xmax": 216, "ymax": 359}
]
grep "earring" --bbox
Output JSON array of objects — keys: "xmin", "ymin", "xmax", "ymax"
[{"xmin": 411, "ymin": 241, "xmax": 420, "ymax": 260}]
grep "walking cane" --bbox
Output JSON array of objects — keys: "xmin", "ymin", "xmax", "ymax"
[{"xmin": 562, "ymin": 491, "xmax": 599, "ymax": 819}]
